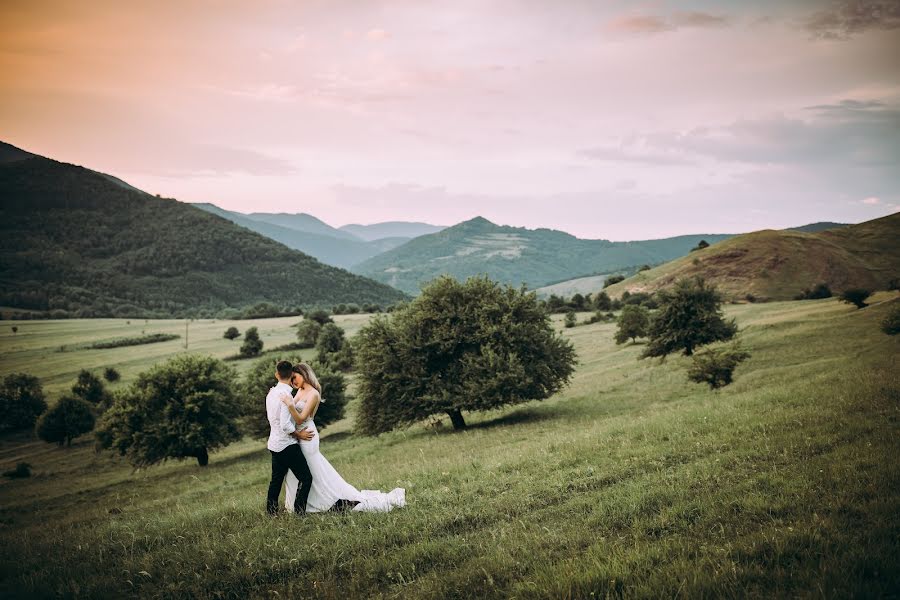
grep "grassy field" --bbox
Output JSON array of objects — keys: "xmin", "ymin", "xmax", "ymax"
[
  {"xmin": 0, "ymin": 294, "xmax": 898, "ymax": 598},
  {"xmin": 0, "ymin": 313, "xmax": 375, "ymax": 400}
]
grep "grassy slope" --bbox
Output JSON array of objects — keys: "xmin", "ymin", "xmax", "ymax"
[
  {"xmin": 604, "ymin": 212, "xmax": 900, "ymax": 302},
  {"xmin": 0, "ymin": 294, "xmax": 898, "ymax": 598}
]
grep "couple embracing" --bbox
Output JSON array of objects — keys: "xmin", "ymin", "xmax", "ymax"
[{"xmin": 265, "ymin": 360, "xmax": 406, "ymax": 515}]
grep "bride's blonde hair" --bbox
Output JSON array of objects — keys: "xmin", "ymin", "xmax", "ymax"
[{"xmin": 292, "ymin": 362, "xmax": 322, "ymax": 395}]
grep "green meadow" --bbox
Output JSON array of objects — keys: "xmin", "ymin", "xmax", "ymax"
[{"xmin": 0, "ymin": 294, "xmax": 898, "ymax": 598}]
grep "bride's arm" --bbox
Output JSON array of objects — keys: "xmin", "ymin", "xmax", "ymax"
[
  {"xmin": 295, "ymin": 391, "xmax": 320, "ymax": 422},
  {"xmin": 279, "ymin": 392, "xmax": 305, "ymax": 423}
]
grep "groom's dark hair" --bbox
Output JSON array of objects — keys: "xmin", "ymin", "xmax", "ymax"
[{"xmin": 275, "ymin": 360, "xmax": 293, "ymax": 380}]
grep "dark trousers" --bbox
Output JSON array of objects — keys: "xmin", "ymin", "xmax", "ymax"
[{"xmin": 267, "ymin": 444, "xmax": 313, "ymax": 515}]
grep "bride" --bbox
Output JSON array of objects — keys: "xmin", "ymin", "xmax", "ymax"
[{"xmin": 282, "ymin": 362, "xmax": 406, "ymax": 513}]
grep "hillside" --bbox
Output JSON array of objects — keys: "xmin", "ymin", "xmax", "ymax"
[
  {"xmin": 193, "ymin": 204, "xmax": 407, "ymax": 268},
  {"xmin": 603, "ymin": 212, "xmax": 900, "ymax": 301},
  {"xmin": 340, "ymin": 221, "xmax": 446, "ymax": 241},
  {"xmin": 0, "ymin": 143, "xmax": 408, "ymax": 318},
  {"xmin": 353, "ymin": 216, "xmax": 735, "ymax": 294},
  {"xmin": 787, "ymin": 221, "xmax": 850, "ymax": 233},
  {"xmin": 245, "ymin": 211, "xmax": 361, "ymax": 242}
]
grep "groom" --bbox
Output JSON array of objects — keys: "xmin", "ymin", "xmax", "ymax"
[{"xmin": 266, "ymin": 360, "xmax": 315, "ymax": 515}]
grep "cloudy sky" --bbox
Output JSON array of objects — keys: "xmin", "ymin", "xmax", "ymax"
[{"xmin": 1, "ymin": 0, "xmax": 898, "ymax": 240}]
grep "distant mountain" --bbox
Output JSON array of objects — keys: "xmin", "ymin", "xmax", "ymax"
[
  {"xmin": 604, "ymin": 213, "xmax": 900, "ymax": 301},
  {"xmin": 246, "ymin": 212, "xmax": 361, "ymax": 242},
  {"xmin": 340, "ymin": 221, "xmax": 446, "ymax": 241},
  {"xmin": 193, "ymin": 204, "xmax": 404, "ymax": 268},
  {"xmin": 0, "ymin": 142, "xmax": 408, "ymax": 318},
  {"xmin": 352, "ymin": 216, "xmax": 736, "ymax": 294},
  {"xmin": 786, "ymin": 222, "xmax": 850, "ymax": 233}
]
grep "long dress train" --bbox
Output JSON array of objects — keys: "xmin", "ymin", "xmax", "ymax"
[{"xmin": 284, "ymin": 398, "xmax": 405, "ymax": 513}]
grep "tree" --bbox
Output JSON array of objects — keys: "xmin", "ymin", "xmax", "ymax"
[
  {"xmin": 103, "ymin": 367, "xmax": 121, "ymax": 383},
  {"xmin": 223, "ymin": 326, "xmax": 240, "ymax": 340},
  {"xmin": 641, "ymin": 277, "xmax": 738, "ymax": 358},
  {"xmin": 316, "ymin": 323, "xmax": 346, "ymax": 363},
  {"xmin": 240, "ymin": 326, "xmax": 263, "ymax": 357},
  {"xmin": 306, "ymin": 310, "xmax": 333, "ymax": 325},
  {"xmin": 95, "ymin": 355, "xmax": 241, "ymax": 467},
  {"xmin": 11, "ymin": 326, "xmax": 17, "ymax": 335},
  {"xmin": 241, "ymin": 356, "xmax": 348, "ymax": 438},
  {"xmin": 564, "ymin": 311, "xmax": 577, "ymax": 328},
  {"xmin": 354, "ymin": 275, "xmax": 577, "ymax": 434},
  {"xmin": 794, "ymin": 282, "xmax": 832, "ymax": 300},
  {"xmin": 840, "ymin": 288, "xmax": 871, "ymax": 309},
  {"xmin": 296, "ymin": 319, "xmax": 322, "ymax": 348},
  {"xmin": 72, "ymin": 370, "xmax": 110, "ymax": 407},
  {"xmin": 881, "ymin": 303, "xmax": 900, "ymax": 335},
  {"xmin": 614, "ymin": 304, "xmax": 651, "ymax": 344},
  {"xmin": 36, "ymin": 396, "xmax": 95, "ymax": 446},
  {"xmin": 593, "ymin": 291, "xmax": 612, "ymax": 311},
  {"xmin": 687, "ymin": 344, "xmax": 751, "ymax": 389},
  {"xmin": 0, "ymin": 373, "xmax": 47, "ymax": 432},
  {"xmin": 570, "ymin": 293, "xmax": 587, "ymax": 311}
]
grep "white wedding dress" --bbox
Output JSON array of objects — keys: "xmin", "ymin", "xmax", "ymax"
[{"xmin": 284, "ymin": 393, "xmax": 406, "ymax": 513}]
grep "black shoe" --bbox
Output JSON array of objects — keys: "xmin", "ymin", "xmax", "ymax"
[{"xmin": 329, "ymin": 499, "xmax": 361, "ymax": 512}]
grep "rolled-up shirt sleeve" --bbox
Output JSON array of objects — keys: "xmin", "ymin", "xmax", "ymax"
[{"xmin": 279, "ymin": 400, "xmax": 296, "ymax": 435}]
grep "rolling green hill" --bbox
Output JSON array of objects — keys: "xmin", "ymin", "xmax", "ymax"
[
  {"xmin": 0, "ymin": 142, "xmax": 408, "ymax": 318},
  {"xmin": 352, "ymin": 216, "xmax": 735, "ymax": 294},
  {"xmin": 603, "ymin": 213, "xmax": 900, "ymax": 301},
  {"xmin": 340, "ymin": 221, "xmax": 446, "ymax": 241}
]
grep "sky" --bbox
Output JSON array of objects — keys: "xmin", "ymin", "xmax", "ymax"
[{"xmin": 1, "ymin": 0, "xmax": 899, "ymax": 240}]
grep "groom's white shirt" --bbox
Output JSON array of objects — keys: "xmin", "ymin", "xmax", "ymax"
[{"xmin": 266, "ymin": 381, "xmax": 297, "ymax": 452}]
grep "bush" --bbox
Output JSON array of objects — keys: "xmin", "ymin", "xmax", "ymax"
[
  {"xmin": 687, "ymin": 344, "xmax": 751, "ymax": 389},
  {"xmin": 89, "ymin": 333, "xmax": 180, "ymax": 349},
  {"xmin": 354, "ymin": 275, "xmax": 577, "ymax": 433},
  {"xmin": 564, "ymin": 312, "xmax": 577, "ymax": 328},
  {"xmin": 306, "ymin": 310, "xmax": 333, "ymax": 325},
  {"xmin": 223, "ymin": 326, "xmax": 240, "ymax": 340},
  {"xmin": 2, "ymin": 462, "xmax": 31, "ymax": 478},
  {"xmin": 96, "ymin": 355, "xmax": 241, "ymax": 467},
  {"xmin": 794, "ymin": 282, "xmax": 832, "ymax": 300},
  {"xmin": 642, "ymin": 276, "xmax": 738, "ymax": 358},
  {"xmin": 840, "ymin": 288, "xmax": 872, "ymax": 309},
  {"xmin": 881, "ymin": 303, "xmax": 900, "ymax": 335},
  {"xmin": 103, "ymin": 367, "xmax": 121, "ymax": 383},
  {"xmin": 240, "ymin": 326, "xmax": 264, "ymax": 357},
  {"xmin": 0, "ymin": 373, "xmax": 47, "ymax": 432},
  {"xmin": 689, "ymin": 240, "xmax": 710, "ymax": 252},
  {"xmin": 295, "ymin": 319, "xmax": 322, "ymax": 348},
  {"xmin": 603, "ymin": 275, "xmax": 625, "ymax": 288},
  {"xmin": 638, "ymin": 264, "xmax": 651, "ymax": 272},
  {"xmin": 615, "ymin": 304, "xmax": 651, "ymax": 344},
  {"xmin": 315, "ymin": 323, "xmax": 346, "ymax": 364},
  {"xmin": 36, "ymin": 396, "xmax": 96, "ymax": 446}
]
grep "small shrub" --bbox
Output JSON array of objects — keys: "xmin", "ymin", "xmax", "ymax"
[
  {"xmin": 881, "ymin": 303, "xmax": 900, "ymax": 335},
  {"xmin": 794, "ymin": 282, "xmax": 832, "ymax": 300},
  {"xmin": 564, "ymin": 312, "xmax": 577, "ymax": 328},
  {"xmin": 2, "ymin": 462, "xmax": 31, "ymax": 478},
  {"xmin": 89, "ymin": 333, "xmax": 180, "ymax": 349},
  {"xmin": 687, "ymin": 345, "xmax": 751, "ymax": 389},
  {"xmin": 103, "ymin": 367, "xmax": 120, "ymax": 383},
  {"xmin": 306, "ymin": 310, "xmax": 333, "ymax": 326},
  {"xmin": 689, "ymin": 240, "xmax": 710, "ymax": 252},
  {"xmin": 638, "ymin": 265, "xmax": 651, "ymax": 272},
  {"xmin": 840, "ymin": 288, "xmax": 871, "ymax": 309},
  {"xmin": 223, "ymin": 326, "xmax": 240, "ymax": 340}
]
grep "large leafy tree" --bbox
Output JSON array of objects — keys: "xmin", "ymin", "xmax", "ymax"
[
  {"xmin": 641, "ymin": 276, "xmax": 737, "ymax": 358},
  {"xmin": 241, "ymin": 356, "xmax": 348, "ymax": 438},
  {"xmin": 35, "ymin": 396, "xmax": 95, "ymax": 446},
  {"xmin": 0, "ymin": 373, "xmax": 48, "ymax": 432},
  {"xmin": 615, "ymin": 304, "xmax": 651, "ymax": 344},
  {"xmin": 355, "ymin": 275, "xmax": 577, "ymax": 433},
  {"xmin": 95, "ymin": 355, "xmax": 241, "ymax": 467}
]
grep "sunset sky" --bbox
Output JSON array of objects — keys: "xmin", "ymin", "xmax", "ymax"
[{"xmin": 2, "ymin": 0, "xmax": 899, "ymax": 240}]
